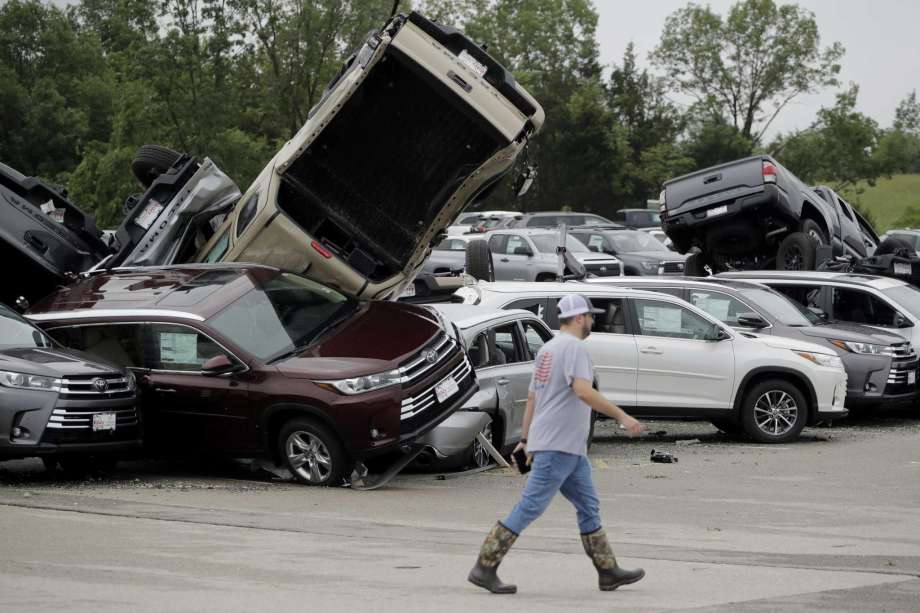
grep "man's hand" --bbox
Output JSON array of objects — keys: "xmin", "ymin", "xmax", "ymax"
[
  {"xmin": 620, "ymin": 415, "xmax": 645, "ymax": 437},
  {"xmin": 511, "ymin": 441, "xmax": 532, "ymax": 466}
]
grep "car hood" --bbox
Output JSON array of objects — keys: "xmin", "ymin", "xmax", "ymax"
[
  {"xmin": 0, "ymin": 346, "xmax": 123, "ymax": 378},
  {"xmin": 275, "ymin": 301, "xmax": 444, "ymax": 379},
  {"xmin": 742, "ymin": 332, "xmax": 835, "ymax": 355},
  {"xmin": 623, "ymin": 251, "xmax": 687, "ymax": 262},
  {"xmin": 804, "ymin": 322, "xmax": 907, "ymax": 346}
]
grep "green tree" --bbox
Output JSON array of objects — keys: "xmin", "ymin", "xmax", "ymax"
[{"xmin": 651, "ymin": 0, "xmax": 844, "ymax": 143}]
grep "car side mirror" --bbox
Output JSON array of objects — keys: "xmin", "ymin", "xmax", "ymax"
[
  {"xmin": 202, "ymin": 354, "xmax": 242, "ymax": 376},
  {"xmin": 736, "ymin": 312, "xmax": 769, "ymax": 329},
  {"xmin": 707, "ymin": 325, "xmax": 730, "ymax": 341},
  {"xmin": 807, "ymin": 306, "xmax": 828, "ymax": 321},
  {"xmin": 896, "ymin": 313, "xmax": 914, "ymax": 328},
  {"xmin": 513, "ymin": 246, "xmax": 533, "ymax": 257}
]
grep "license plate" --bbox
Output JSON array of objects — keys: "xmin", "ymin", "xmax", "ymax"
[
  {"xmin": 435, "ymin": 376, "xmax": 460, "ymax": 403},
  {"xmin": 135, "ymin": 200, "xmax": 164, "ymax": 230},
  {"xmin": 909, "ymin": 371, "xmax": 917, "ymax": 386},
  {"xmin": 706, "ymin": 205, "xmax": 728, "ymax": 218},
  {"xmin": 92, "ymin": 412, "xmax": 117, "ymax": 431},
  {"xmin": 894, "ymin": 262, "xmax": 912, "ymax": 276},
  {"xmin": 458, "ymin": 50, "xmax": 487, "ymax": 77}
]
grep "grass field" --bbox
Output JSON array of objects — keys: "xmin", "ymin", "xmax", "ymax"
[{"xmin": 851, "ymin": 174, "xmax": 920, "ymax": 232}]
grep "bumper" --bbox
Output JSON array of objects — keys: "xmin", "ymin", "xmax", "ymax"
[
  {"xmin": 843, "ymin": 355, "xmax": 920, "ymax": 408},
  {"xmin": 811, "ymin": 366, "xmax": 850, "ymax": 422},
  {"xmin": 417, "ymin": 410, "xmax": 491, "ymax": 459}
]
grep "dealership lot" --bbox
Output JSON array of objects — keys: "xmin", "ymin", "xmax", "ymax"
[{"xmin": 2, "ymin": 415, "xmax": 919, "ymax": 612}]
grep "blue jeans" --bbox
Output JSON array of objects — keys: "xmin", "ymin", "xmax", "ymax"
[{"xmin": 503, "ymin": 451, "xmax": 602, "ymax": 535}]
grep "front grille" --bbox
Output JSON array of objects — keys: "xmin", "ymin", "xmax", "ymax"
[
  {"xmin": 46, "ymin": 405, "xmax": 139, "ymax": 430},
  {"xmin": 401, "ymin": 357, "xmax": 473, "ymax": 421},
  {"xmin": 660, "ymin": 261, "xmax": 686, "ymax": 274},
  {"xmin": 585, "ymin": 262, "xmax": 621, "ymax": 277},
  {"xmin": 399, "ymin": 330, "xmax": 458, "ymax": 387},
  {"xmin": 399, "ymin": 356, "xmax": 474, "ymax": 435},
  {"xmin": 59, "ymin": 373, "xmax": 133, "ymax": 399},
  {"xmin": 886, "ymin": 343, "xmax": 916, "ymax": 360}
]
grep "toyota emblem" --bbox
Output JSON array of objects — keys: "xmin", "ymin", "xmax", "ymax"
[
  {"xmin": 424, "ymin": 350, "xmax": 438, "ymax": 364},
  {"xmin": 92, "ymin": 378, "xmax": 109, "ymax": 392}
]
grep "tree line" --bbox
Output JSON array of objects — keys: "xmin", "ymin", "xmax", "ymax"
[{"xmin": 1, "ymin": 0, "xmax": 918, "ymax": 229}]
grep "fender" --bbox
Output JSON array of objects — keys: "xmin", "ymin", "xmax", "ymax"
[
  {"xmin": 260, "ymin": 402, "xmax": 338, "ymax": 455},
  {"xmin": 731, "ymin": 366, "xmax": 819, "ymax": 420}
]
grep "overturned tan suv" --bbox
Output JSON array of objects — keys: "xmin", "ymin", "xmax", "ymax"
[{"xmin": 194, "ymin": 11, "xmax": 543, "ymax": 299}]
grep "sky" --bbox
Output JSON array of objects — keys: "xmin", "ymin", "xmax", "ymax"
[{"xmin": 594, "ymin": 0, "xmax": 920, "ymax": 141}]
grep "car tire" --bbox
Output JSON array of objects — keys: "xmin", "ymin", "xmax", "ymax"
[
  {"xmin": 467, "ymin": 419, "xmax": 495, "ymax": 469},
  {"xmin": 709, "ymin": 418, "xmax": 744, "ymax": 435},
  {"xmin": 465, "ymin": 239, "xmax": 494, "ymax": 282},
  {"xmin": 685, "ymin": 251, "xmax": 708, "ymax": 277},
  {"xmin": 131, "ymin": 144, "xmax": 182, "ymax": 188},
  {"xmin": 279, "ymin": 418, "xmax": 351, "ymax": 486},
  {"xmin": 740, "ymin": 379, "xmax": 808, "ymax": 443},
  {"xmin": 876, "ymin": 237, "xmax": 914, "ymax": 258},
  {"xmin": 776, "ymin": 232, "xmax": 817, "ymax": 271},
  {"xmin": 800, "ymin": 219, "xmax": 828, "ymax": 245}
]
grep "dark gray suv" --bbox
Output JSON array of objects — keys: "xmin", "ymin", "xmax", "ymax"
[
  {"xmin": 570, "ymin": 227, "xmax": 687, "ymax": 276},
  {"xmin": 0, "ymin": 304, "xmax": 140, "ymax": 469}
]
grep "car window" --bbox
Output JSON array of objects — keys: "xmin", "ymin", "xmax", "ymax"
[
  {"xmin": 435, "ymin": 238, "xmax": 465, "ymax": 251},
  {"xmin": 644, "ymin": 286, "xmax": 684, "ymax": 298},
  {"xmin": 527, "ymin": 215, "xmax": 557, "ymax": 228},
  {"xmin": 689, "ymin": 290, "xmax": 753, "ymax": 326},
  {"xmin": 467, "ymin": 332, "xmax": 490, "ymax": 368},
  {"xmin": 832, "ymin": 288, "xmax": 901, "ymax": 327},
  {"xmin": 769, "ymin": 284, "xmax": 824, "ymax": 310},
  {"xmin": 0, "ymin": 307, "xmax": 52, "ymax": 348},
  {"xmin": 50, "ymin": 324, "xmax": 145, "ymax": 368},
  {"xmin": 580, "ymin": 233, "xmax": 606, "ymax": 252},
  {"xmin": 506, "ymin": 298, "xmax": 546, "ymax": 320},
  {"xmin": 521, "ymin": 319, "xmax": 552, "ymax": 357},
  {"xmin": 589, "ymin": 298, "xmax": 629, "ymax": 334},
  {"xmin": 486, "ymin": 324, "xmax": 521, "ymax": 367},
  {"xmin": 634, "ymin": 299, "xmax": 715, "ymax": 340},
  {"xmin": 235, "ymin": 192, "xmax": 260, "ymax": 238},
  {"xmin": 608, "ymin": 230, "xmax": 669, "ymax": 253},
  {"xmin": 202, "ymin": 229, "xmax": 231, "ymax": 263},
  {"xmin": 146, "ymin": 324, "xmax": 226, "ymax": 371},
  {"xmin": 504, "ymin": 234, "xmax": 529, "ymax": 255},
  {"xmin": 836, "ymin": 197, "xmax": 855, "ymax": 222},
  {"xmin": 488, "ymin": 234, "xmax": 508, "ymax": 254}
]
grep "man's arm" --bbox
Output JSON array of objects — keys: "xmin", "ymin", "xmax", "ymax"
[
  {"xmin": 512, "ymin": 393, "xmax": 536, "ymax": 463},
  {"xmin": 572, "ymin": 378, "xmax": 644, "ymax": 436}
]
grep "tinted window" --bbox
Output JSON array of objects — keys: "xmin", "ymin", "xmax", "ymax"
[
  {"xmin": 506, "ymin": 298, "xmax": 546, "ymax": 319},
  {"xmin": 589, "ymin": 298, "xmax": 629, "ymax": 334},
  {"xmin": 202, "ymin": 229, "xmax": 230, "ymax": 263},
  {"xmin": 882, "ymin": 284, "xmax": 920, "ymax": 319},
  {"xmin": 521, "ymin": 319, "xmax": 552, "ymax": 357},
  {"xmin": 488, "ymin": 234, "xmax": 508, "ymax": 254},
  {"xmin": 769, "ymin": 284, "xmax": 824, "ymax": 310},
  {"xmin": 689, "ymin": 290, "xmax": 753, "ymax": 326},
  {"xmin": 208, "ymin": 273, "xmax": 351, "ymax": 361},
  {"xmin": 51, "ymin": 324, "xmax": 144, "ymax": 367},
  {"xmin": 832, "ymin": 288, "xmax": 900, "ymax": 327},
  {"xmin": 504, "ymin": 234, "xmax": 529, "ymax": 255},
  {"xmin": 527, "ymin": 215, "xmax": 558, "ymax": 228},
  {"xmin": 634, "ymin": 299, "xmax": 715, "ymax": 340},
  {"xmin": 0, "ymin": 307, "xmax": 52, "ymax": 348},
  {"xmin": 736, "ymin": 287, "xmax": 811, "ymax": 326},
  {"xmin": 235, "ymin": 192, "xmax": 259, "ymax": 238}
]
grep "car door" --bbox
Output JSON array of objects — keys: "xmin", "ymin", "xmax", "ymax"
[
  {"xmin": 687, "ymin": 288, "xmax": 767, "ymax": 331},
  {"xmin": 631, "ymin": 298, "xmax": 735, "ymax": 409},
  {"xmin": 474, "ymin": 322, "xmax": 533, "ymax": 443},
  {"xmin": 491, "ymin": 233, "xmax": 535, "ymax": 281},
  {"xmin": 581, "ymin": 297, "xmax": 638, "ymax": 407},
  {"xmin": 137, "ymin": 323, "xmax": 254, "ymax": 454}
]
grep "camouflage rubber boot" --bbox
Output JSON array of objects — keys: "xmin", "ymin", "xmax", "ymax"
[
  {"xmin": 467, "ymin": 521, "xmax": 518, "ymax": 594},
  {"xmin": 580, "ymin": 528, "xmax": 645, "ymax": 591}
]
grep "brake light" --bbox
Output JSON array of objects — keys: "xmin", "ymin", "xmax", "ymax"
[
  {"xmin": 311, "ymin": 240, "xmax": 333, "ymax": 259},
  {"xmin": 763, "ymin": 161, "xmax": 777, "ymax": 183}
]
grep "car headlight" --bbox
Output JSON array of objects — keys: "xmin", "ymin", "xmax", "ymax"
[
  {"xmin": 640, "ymin": 260, "xmax": 658, "ymax": 272},
  {"xmin": 795, "ymin": 351, "xmax": 844, "ymax": 369},
  {"xmin": 829, "ymin": 340, "xmax": 884, "ymax": 355},
  {"xmin": 316, "ymin": 369, "xmax": 401, "ymax": 395},
  {"xmin": 0, "ymin": 370, "xmax": 61, "ymax": 392}
]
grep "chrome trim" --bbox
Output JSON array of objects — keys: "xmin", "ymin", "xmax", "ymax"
[
  {"xmin": 400, "ymin": 356, "xmax": 473, "ymax": 420},
  {"xmin": 28, "ymin": 309, "xmax": 205, "ymax": 322},
  {"xmin": 45, "ymin": 405, "xmax": 139, "ymax": 430}
]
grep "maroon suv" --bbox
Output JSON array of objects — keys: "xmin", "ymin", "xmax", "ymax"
[{"xmin": 26, "ymin": 264, "xmax": 476, "ymax": 485}]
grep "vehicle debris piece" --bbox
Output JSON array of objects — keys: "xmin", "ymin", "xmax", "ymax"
[{"xmin": 650, "ymin": 449, "xmax": 678, "ymax": 463}]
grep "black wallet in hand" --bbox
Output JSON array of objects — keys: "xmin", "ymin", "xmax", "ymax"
[{"xmin": 512, "ymin": 448, "xmax": 531, "ymax": 474}]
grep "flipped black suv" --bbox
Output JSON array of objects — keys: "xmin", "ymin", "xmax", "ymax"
[
  {"xmin": 0, "ymin": 304, "xmax": 140, "ymax": 469},
  {"xmin": 661, "ymin": 155, "xmax": 880, "ymax": 275}
]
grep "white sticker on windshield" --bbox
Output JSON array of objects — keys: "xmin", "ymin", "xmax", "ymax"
[{"xmin": 160, "ymin": 332, "xmax": 199, "ymax": 364}]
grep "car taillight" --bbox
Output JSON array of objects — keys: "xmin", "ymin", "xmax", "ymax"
[
  {"xmin": 763, "ymin": 161, "xmax": 777, "ymax": 184},
  {"xmin": 311, "ymin": 240, "xmax": 333, "ymax": 259}
]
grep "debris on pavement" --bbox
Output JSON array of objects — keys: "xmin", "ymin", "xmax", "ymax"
[{"xmin": 650, "ymin": 449, "xmax": 678, "ymax": 464}]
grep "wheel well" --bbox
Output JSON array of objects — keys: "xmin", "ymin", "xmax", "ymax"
[
  {"xmin": 800, "ymin": 202, "xmax": 830, "ymax": 238},
  {"xmin": 735, "ymin": 371, "xmax": 817, "ymax": 422},
  {"xmin": 265, "ymin": 407, "xmax": 341, "ymax": 465}
]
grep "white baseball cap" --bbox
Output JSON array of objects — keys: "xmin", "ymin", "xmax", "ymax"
[{"xmin": 557, "ymin": 294, "xmax": 604, "ymax": 319}]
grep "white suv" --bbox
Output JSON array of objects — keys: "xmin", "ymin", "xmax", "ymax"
[{"xmin": 456, "ymin": 282, "xmax": 849, "ymax": 443}]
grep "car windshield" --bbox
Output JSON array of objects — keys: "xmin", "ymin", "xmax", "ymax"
[
  {"xmin": 737, "ymin": 287, "xmax": 812, "ymax": 326},
  {"xmin": 0, "ymin": 308, "xmax": 53, "ymax": 348},
  {"xmin": 882, "ymin": 284, "xmax": 920, "ymax": 319},
  {"xmin": 608, "ymin": 231, "xmax": 670, "ymax": 253},
  {"xmin": 530, "ymin": 235, "xmax": 590, "ymax": 254},
  {"xmin": 208, "ymin": 273, "xmax": 354, "ymax": 361}
]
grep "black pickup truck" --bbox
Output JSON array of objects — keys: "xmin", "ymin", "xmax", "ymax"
[{"xmin": 660, "ymin": 155, "xmax": 880, "ymax": 275}]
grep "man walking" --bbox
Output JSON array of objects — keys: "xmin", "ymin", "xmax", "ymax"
[{"xmin": 468, "ymin": 294, "xmax": 646, "ymax": 594}]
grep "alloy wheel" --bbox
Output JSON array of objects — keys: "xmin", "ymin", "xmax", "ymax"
[
  {"xmin": 783, "ymin": 245, "xmax": 804, "ymax": 270},
  {"xmin": 753, "ymin": 390, "xmax": 799, "ymax": 437},
  {"xmin": 470, "ymin": 422, "xmax": 494, "ymax": 468},
  {"xmin": 286, "ymin": 431, "xmax": 334, "ymax": 484}
]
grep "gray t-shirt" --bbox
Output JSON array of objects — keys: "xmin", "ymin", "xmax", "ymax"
[{"xmin": 527, "ymin": 331, "xmax": 594, "ymax": 456}]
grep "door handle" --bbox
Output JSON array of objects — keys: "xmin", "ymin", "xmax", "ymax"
[
  {"xmin": 497, "ymin": 379, "xmax": 510, "ymax": 385},
  {"xmin": 640, "ymin": 347, "xmax": 663, "ymax": 355},
  {"xmin": 154, "ymin": 387, "xmax": 177, "ymax": 393},
  {"xmin": 500, "ymin": 258, "xmax": 510, "ymax": 262}
]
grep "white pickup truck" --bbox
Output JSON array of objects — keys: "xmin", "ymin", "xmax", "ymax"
[{"xmin": 456, "ymin": 282, "xmax": 849, "ymax": 442}]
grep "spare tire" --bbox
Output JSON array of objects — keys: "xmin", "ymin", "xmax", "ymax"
[
  {"xmin": 465, "ymin": 239, "xmax": 494, "ymax": 282},
  {"xmin": 875, "ymin": 237, "xmax": 914, "ymax": 258},
  {"xmin": 776, "ymin": 232, "xmax": 817, "ymax": 271},
  {"xmin": 131, "ymin": 144, "xmax": 182, "ymax": 188}
]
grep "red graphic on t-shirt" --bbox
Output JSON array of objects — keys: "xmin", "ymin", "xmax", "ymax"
[{"xmin": 534, "ymin": 351, "xmax": 553, "ymax": 385}]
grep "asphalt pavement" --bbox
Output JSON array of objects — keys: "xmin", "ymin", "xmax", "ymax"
[{"xmin": 1, "ymin": 413, "xmax": 919, "ymax": 612}]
